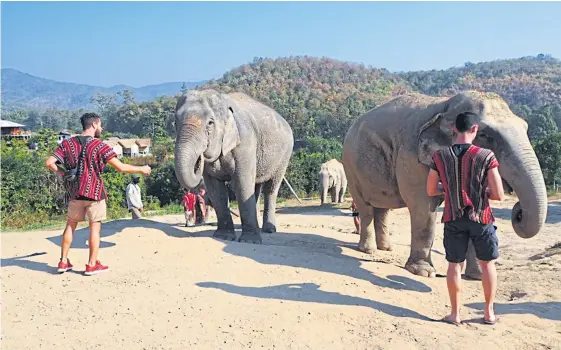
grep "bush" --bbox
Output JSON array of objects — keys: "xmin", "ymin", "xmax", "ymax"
[{"xmin": 145, "ymin": 161, "xmax": 183, "ymax": 206}]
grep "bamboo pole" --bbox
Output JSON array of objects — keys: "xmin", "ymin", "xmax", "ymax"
[{"xmin": 283, "ymin": 176, "xmax": 302, "ymax": 203}]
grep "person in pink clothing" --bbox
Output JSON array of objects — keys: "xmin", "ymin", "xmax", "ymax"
[{"xmin": 183, "ymin": 189, "xmax": 196, "ymax": 227}]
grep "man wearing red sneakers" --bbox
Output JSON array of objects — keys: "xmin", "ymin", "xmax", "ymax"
[{"xmin": 45, "ymin": 113, "xmax": 151, "ymax": 275}]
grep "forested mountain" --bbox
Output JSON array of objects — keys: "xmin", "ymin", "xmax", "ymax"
[
  {"xmin": 0, "ymin": 68, "xmax": 204, "ymax": 111},
  {"xmin": 199, "ymin": 56, "xmax": 414, "ymax": 139},
  {"xmin": 3, "ymin": 54, "xmax": 561, "ymax": 141},
  {"xmin": 199, "ymin": 54, "xmax": 561, "ymax": 141}
]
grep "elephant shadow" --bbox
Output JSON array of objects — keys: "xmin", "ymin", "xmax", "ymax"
[
  {"xmin": 220, "ymin": 230, "xmax": 432, "ymax": 293},
  {"xmin": 45, "ymin": 218, "xmax": 210, "ymax": 250},
  {"xmin": 464, "ymin": 301, "xmax": 561, "ymax": 322},
  {"xmin": 197, "ymin": 281, "xmax": 431, "ymax": 321}
]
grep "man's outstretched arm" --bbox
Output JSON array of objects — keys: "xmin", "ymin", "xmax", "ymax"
[{"xmin": 107, "ymin": 157, "xmax": 151, "ymax": 175}]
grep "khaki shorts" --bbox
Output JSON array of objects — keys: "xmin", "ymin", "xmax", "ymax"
[{"xmin": 67, "ymin": 199, "xmax": 107, "ymax": 223}]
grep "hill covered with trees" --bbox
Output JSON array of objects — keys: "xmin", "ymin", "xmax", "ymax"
[{"xmin": 198, "ymin": 54, "xmax": 561, "ymax": 141}]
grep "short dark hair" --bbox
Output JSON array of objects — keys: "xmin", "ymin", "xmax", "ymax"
[
  {"xmin": 80, "ymin": 112, "xmax": 101, "ymax": 131},
  {"xmin": 455, "ymin": 112, "xmax": 479, "ymax": 132}
]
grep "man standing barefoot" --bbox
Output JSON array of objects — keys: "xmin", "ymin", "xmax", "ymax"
[
  {"xmin": 46, "ymin": 113, "xmax": 151, "ymax": 276},
  {"xmin": 426, "ymin": 112, "xmax": 505, "ymax": 325}
]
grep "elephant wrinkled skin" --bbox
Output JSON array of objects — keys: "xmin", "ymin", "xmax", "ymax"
[
  {"xmin": 342, "ymin": 91, "xmax": 548, "ymax": 278},
  {"xmin": 174, "ymin": 89, "xmax": 294, "ymax": 244},
  {"xmin": 319, "ymin": 159, "xmax": 347, "ymax": 204}
]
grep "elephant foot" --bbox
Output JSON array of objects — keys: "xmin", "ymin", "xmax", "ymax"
[
  {"xmin": 377, "ymin": 244, "xmax": 393, "ymax": 252},
  {"xmin": 464, "ymin": 267, "xmax": 482, "ymax": 281},
  {"xmin": 358, "ymin": 241, "xmax": 376, "ymax": 255},
  {"xmin": 238, "ymin": 232, "xmax": 262, "ymax": 244},
  {"xmin": 262, "ymin": 222, "xmax": 276, "ymax": 233},
  {"xmin": 213, "ymin": 229, "xmax": 237, "ymax": 242},
  {"xmin": 405, "ymin": 260, "xmax": 436, "ymax": 278}
]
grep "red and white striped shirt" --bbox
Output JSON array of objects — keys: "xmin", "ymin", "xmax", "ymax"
[
  {"xmin": 430, "ymin": 144, "xmax": 499, "ymax": 224},
  {"xmin": 53, "ymin": 136, "xmax": 117, "ymax": 201}
]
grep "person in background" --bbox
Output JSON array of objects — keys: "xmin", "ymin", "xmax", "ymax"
[
  {"xmin": 426, "ymin": 111, "xmax": 505, "ymax": 326},
  {"xmin": 183, "ymin": 188, "xmax": 196, "ymax": 227},
  {"xmin": 351, "ymin": 201, "xmax": 360, "ymax": 234},
  {"xmin": 126, "ymin": 174, "xmax": 144, "ymax": 219},
  {"xmin": 195, "ymin": 187, "xmax": 212, "ymax": 225},
  {"xmin": 45, "ymin": 112, "xmax": 151, "ymax": 276}
]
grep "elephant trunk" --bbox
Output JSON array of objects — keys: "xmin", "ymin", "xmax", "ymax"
[
  {"xmin": 174, "ymin": 130, "xmax": 205, "ymax": 190},
  {"xmin": 497, "ymin": 138, "xmax": 548, "ymax": 239}
]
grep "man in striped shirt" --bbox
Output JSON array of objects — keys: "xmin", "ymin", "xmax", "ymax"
[
  {"xmin": 427, "ymin": 112, "xmax": 505, "ymax": 326},
  {"xmin": 46, "ymin": 113, "xmax": 151, "ymax": 276}
]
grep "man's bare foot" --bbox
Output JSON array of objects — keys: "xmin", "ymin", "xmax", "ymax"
[
  {"xmin": 441, "ymin": 314, "xmax": 462, "ymax": 326},
  {"xmin": 484, "ymin": 306, "xmax": 496, "ymax": 324}
]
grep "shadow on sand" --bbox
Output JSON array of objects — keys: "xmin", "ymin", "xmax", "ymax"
[
  {"xmin": 197, "ymin": 281, "xmax": 431, "ymax": 321},
  {"xmin": 465, "ymin": 301, "xmax": 561, "ymax": 321}
]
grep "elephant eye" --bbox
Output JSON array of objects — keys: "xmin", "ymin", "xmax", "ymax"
[{"xmin": 208, "ymin": 120, "xmax": 214, "ymax": 126}]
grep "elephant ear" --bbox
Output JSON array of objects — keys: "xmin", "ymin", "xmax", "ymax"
[
  {"xmin": 222, "ymin": 106, "xmax": 241, "ymax": 156},
  {"xmin": 417, "ymin": 110, "xmax": 456, "ymax": 167}
]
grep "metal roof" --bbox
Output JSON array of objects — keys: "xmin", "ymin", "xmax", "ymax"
[{"xmin": 0, "ymin": 120, "xmax": 26, "ymax": 128}]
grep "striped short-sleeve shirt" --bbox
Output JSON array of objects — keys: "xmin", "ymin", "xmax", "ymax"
[
  {"xmin": 430, "ymin": 144, "xmax": 499, "ymax": 224},
  {"xmin": 53, "ymin": 136, "xmax": 117, "ymax": 202}
]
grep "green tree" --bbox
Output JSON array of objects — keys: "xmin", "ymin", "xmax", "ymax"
[{"xmin": 534, "ymin": 132, "xmax": 561, "ymax": 185}]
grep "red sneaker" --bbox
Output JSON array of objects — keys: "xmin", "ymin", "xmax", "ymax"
[
  {"xmin": 84, "ymin": 261, "xmax": 109, "ymax": 276},
  {"xmin": 57, "ymin": 259, "xmax": 73, "ymax": 273}
]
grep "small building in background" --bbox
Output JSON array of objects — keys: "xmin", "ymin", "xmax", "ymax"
[
  {"xmin": 118, "ymin": 139, "xmax": 140, "ymax": 158},
  {"xmin": 105, "ymin": 138, "xmax": 124, "ymax": 158},
  {"xmin": 136, "ymin": 138, "xmax": 152, "ymax": 155},
  {"xmin": 57, "ymin": 130, "xmax": 73, "ymax": 144},
  {"xmin": 0, "ymin": 120, "xmax": 32, "ymax": 141}
]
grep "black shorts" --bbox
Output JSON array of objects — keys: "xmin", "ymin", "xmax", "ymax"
[
  {"xmin": 352, "ymin": 212, "xmax": 359, "ymax": 217},
  {"xmin": 443, "ymin": 216, "xmax": 499, "ymax": 263}
]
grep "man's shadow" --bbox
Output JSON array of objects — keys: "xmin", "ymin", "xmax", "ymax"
[
  {"xmin": 197, "ymin": 282, "xmax": 431, "ymax": 321},
  {"xmin": 465, "ymin": 301, "xmax": 561, "ymax": 322}
]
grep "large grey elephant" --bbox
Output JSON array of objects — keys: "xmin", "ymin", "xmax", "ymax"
[
  {"xmin": 174, "ymin": 89, "xmax": 294, "ymax": 244},
  {"xmin": 319, "ymin": 158, "xmax": 347, "ymax": 204},
  {"xmin": 342, "ymin": 91, "xmax": 548, "ymax": 278}
]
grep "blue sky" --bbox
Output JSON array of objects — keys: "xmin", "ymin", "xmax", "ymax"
[{"xmin": 2, "ymin": 1, "xmax": 560, "ymax": 87}]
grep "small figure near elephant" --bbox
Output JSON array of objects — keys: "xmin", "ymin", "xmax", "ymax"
[
  {"xmin": 174, "ymin": 89, "xmax": 294, "ymax": 244},
  {"xmin": 342, "ymin": 91, "xmax": 548, "ymax": 278},
  {"xmin": 319, "ymin": 158, "xmax": 347, "ymax": 205}
]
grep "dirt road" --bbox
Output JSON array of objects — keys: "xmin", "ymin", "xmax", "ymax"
[{"xmin": 2, "ymin": 198, "xmax": 560, "ymax": 349}]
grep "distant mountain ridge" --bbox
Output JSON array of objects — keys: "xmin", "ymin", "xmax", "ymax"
[{"xmin": 1, "ymin": 68, "xmax": 205, "ymax": 111}]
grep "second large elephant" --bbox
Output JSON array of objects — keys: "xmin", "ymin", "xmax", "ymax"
[
  {"xmin": 319, "ymin": 159, "xmax": 347, "ymax": 204},
  {"xmin": 342, "ymin": 91, "xmax": 548, "ymax": 278},
  {"xmin": 174, "ymin": 89, "xmax": 294, "ymax": 244}
]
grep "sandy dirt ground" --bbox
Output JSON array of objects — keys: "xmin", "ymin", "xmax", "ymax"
[{"xmin": 2, "ymin": 197, "xmax": 561, "ymax": 350}]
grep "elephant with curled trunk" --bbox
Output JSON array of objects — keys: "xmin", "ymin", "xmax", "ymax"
[
  {"xmin": 342, "ymin": 91, "xmax": 548, "ymax": 278},
  {"xmin": 319, "ymin": 159, "xmax": 347, "ymax": 204},
  {"xmin": 174, "ymin": 89, "xmax": 294, "ymax": 244}
]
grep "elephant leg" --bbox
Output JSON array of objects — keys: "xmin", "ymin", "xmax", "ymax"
[
  {"xmin": 373, "ymin": 208, "xmax": 392, "ymax": 251},
  {"xmin": 231, "ymin": 164, "xmax": 261, "ymax": 244},
  {"xmin": 203, "ymin": 173, "xmax": 236, "ymax": 241},
  {"xmin": 334, "ymin": 186, "xmax": 341, "ymax": 205},
  {"xmin": 404, "ymin": 200, "xmax": 438, "ymax": 278},
  {"xmin": 254, "ymin": 183, "xmax": 263, "ymax": 228},
  {"xmin": 330, "ymin": 187, "xmax": 337, "ymax": 203},
  {"xmin": 339, "ymin": 179, "xmax": 347, "ymax": 203},
  {"xmin": 354, "ymin": 198, "xmax": 375, "ymax": 254},
  {"xmin": 262, "ymin": 175, "xmax": 283, "ymax": 233},
  {"xmin": 464, "ymin": 240, "xmax": 483, "ymax": 280}
]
